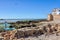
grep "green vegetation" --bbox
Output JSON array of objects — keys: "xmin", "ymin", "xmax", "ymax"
[{"xmin": 0, "ymin": 24, "xmax": 5, "ymax": 32}]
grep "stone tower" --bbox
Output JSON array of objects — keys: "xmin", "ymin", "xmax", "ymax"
[
  {"xmin": 47, "ymin": 14, "xmax": 53, "ymax": 21},
  {"xmin": 47, "ymin": 8, "xmax": 60, "ymax": 22},
  {"xmin": 52, "ymin": 8, "xmax": 60, "ymax": 21}
]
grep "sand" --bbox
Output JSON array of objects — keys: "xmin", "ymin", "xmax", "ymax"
[{"xmin": 17, "ymin": 33, "xmax": 60, "ymax": 40}]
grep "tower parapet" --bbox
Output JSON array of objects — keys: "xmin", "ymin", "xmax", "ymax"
[{"xmin": 52, "ymin": 8, "xmax": 60, "ymax": 15}]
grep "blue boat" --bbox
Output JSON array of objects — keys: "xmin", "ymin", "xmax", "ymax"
[{"xmin": 4, "ymin": 27, "xmax": 15, "ymax": 31}]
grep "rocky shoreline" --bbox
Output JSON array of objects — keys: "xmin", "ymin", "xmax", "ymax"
[{"xmin": 0, "ymin": 24, "xmax": 60, "ymax": 40}]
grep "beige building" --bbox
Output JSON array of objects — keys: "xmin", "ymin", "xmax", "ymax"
[{"xmin": 47, "ymin": 8, "xmax": 60, "ymax": 22}]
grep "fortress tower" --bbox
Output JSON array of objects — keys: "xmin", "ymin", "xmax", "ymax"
[
  {"xmin": 47, "ymin": 14, "xmax": 53, "ymax": 21},
  {"xmin": 47, "ymin": 8, "xmax": 60, "ymax": 22}
]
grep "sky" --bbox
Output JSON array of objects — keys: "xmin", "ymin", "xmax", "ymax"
[{"xmin": 0, "ymin": 0, "xmax": 60, "ymax": 19}]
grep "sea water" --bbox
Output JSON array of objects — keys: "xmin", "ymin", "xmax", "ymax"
[{"xmin": 0, "ymin": 23, "xmax": 11, "ymax": 30}]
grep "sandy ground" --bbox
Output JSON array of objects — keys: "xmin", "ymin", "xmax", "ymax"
[
  {"xmin": 17, "ymin": 33, "xmax": 60, "ymax": 40},
  {"xmin": 0, "ymin": 32, "xmax": 60, "ymax": 40}
]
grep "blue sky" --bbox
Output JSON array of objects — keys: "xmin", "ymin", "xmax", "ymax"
[{"xmin": 0, "ymin": 0, "xmax": 60, "ymax": 19}]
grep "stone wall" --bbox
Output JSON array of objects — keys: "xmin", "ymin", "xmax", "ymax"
[
  {"xmin": 47, "ymin": 14, "xmax": 53, "ymax": 21},
  {"xmin": 47, "ymin": 14, "xmax": 60, "ymax": 22},
  {"xmin": 53, "ymin": 14, "xmax": 60, "ymax": 21}
]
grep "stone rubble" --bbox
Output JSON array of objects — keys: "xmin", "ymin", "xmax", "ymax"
[{"xmin": 0, "ymin": 24, "xmax": 60, "ymax": 40}]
